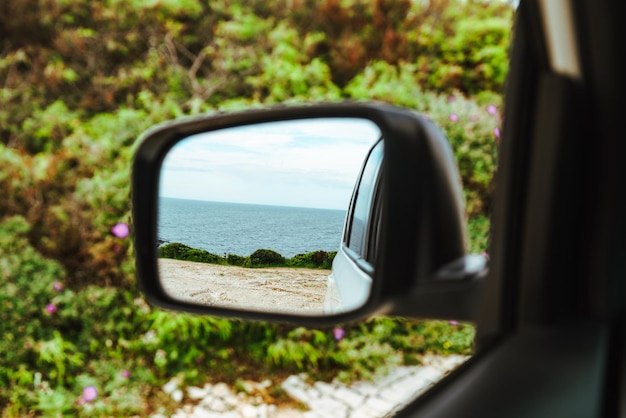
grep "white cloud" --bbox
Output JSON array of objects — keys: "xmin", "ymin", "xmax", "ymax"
[{"xmin": 160, "ymin": 118, "xmax": 381, "ymax": 210}]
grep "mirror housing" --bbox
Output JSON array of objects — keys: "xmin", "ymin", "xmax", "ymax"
[{"xmin": 132, "ymin": 103, "xmax": 486, "ymax": 325}]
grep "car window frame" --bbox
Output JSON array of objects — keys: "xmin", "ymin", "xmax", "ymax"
[{"xmin": 343, "ymin": 137, "xmax": 384, "ymax": 269}]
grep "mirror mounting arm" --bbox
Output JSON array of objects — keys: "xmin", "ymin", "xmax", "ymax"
[{"xmin": 389, "ymin": 255, "xmax": 488, "ymax": 321}]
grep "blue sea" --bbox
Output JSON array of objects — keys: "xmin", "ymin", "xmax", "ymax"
[{"xmin": 158, "ymin": 197, "xmax": 347, "ymax": 258}]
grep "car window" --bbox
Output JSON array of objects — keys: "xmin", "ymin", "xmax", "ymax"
[
  {"xmin": 348, "ymin": 139, "xmax": 384, "ymax": 257},
  {"xmin": 1, "ymin": 1, "xmax": 513, "ymax": 416}
]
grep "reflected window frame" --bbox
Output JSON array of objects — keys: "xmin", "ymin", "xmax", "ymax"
[{"xmin": 345, "ymin": 137, "xmax": 384, "ymax": 264}]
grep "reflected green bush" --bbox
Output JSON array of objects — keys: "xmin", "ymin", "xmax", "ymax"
[
  {"xmin": 227, "ymin": 253, "xmax": 250, "ymax": 267},
  {"xmin": 250, "ymin": 249, "xmax": 286, "ymax": 267},
  {"xmin": 158, "ymin": 242, "xmax": 224, "ymax": 264},
  {"xmin": 159, "ymin": 244, "xmax": 337, "ymax": 270},
  {"xmin": 288, "ymin": 250, "xmax": 336, "ymax": 269}
]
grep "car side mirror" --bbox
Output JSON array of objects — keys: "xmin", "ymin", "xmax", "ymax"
[{"xmin": 132, "ymin": 103, "xmax": 487, "ymax": 325}]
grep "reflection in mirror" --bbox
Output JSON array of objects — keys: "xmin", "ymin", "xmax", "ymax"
[{"xmin": 158, "ymin": 118, "xmax": 381, "ymax": 316}]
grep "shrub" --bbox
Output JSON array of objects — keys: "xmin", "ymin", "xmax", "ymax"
[
  {"xmin": 158, "ymin": 242, "xmax": 223, "ymax": 264},
  {"xmin": 227, "ymin": 253, "xmax": 250, "ymax": 267},
  {"xmin": 1, "ymin": 0, "xmax": 512, "ymax": 412},
  {"xmin": 288, "ymin": 251, "xmax": 336, "ymax": 269},
  {"xmin": 246, "ymin": 24, "xmax": 342, "ymax": 102},
  {"xmin": 250, "ymin": 249, "xmax": 286, "ymax": 267},
  {"xmin": 0, "ymin": 215, "xmax": 153, "ymax": 414},
  {"xmin": 0, "ymin": 216, "xmax": 68, "ymax": 387}
]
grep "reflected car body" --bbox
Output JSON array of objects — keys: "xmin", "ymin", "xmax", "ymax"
[{"xmin": 325, "ymin": 138, "xmax": 384, "ymax": 313}]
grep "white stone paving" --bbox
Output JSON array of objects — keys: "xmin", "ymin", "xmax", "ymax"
[{"xmin": 154, "ymin": 355, "xmax": 468, "ymax": 418}]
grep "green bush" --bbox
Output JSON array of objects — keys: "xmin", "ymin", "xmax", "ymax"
[
  {"xmin": 158, "ymin": 242, "xmax": 224, "ymax": 264},
  {"xmin": 288, "ymin": 250, "xmax": 336, "ymax": 269},
  {"xmin": 227, "ymin": 253, "xmax": 250, "ymax": 267},
  {"xmin": 0, "ymin": 0, "xmax": 513, "ymax": 413},
  {"xmin": 159, "ymin": 245, "xmax": 338, "ymax": 269},
  {"xmin": 0, "ymin": 215, "xmax": 153, "ymax": 414},
  {"xmin": 0, "ymin": 216, "xmax": 68, "ymax": 382},
  {"xmin": 0, "ymin": 214, "xmax": 475, "ymax": 414},
  {"xmin": 250, "ymin": 249, "xmax": 286, "ymax": 267}
]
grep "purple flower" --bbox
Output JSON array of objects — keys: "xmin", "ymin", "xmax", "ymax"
[
  {"xmin": 494, "ymin": 127, "xmax": 501, "ymax": 139},
  {"xmin": 487, "ymin": 104, "xmax": 498, "ymax": 115},
  {"xmin": 111, "ymin": 223, "xmax": 130, "ymax": 239},
  {"xmin": 82, "ymin": 386, "xmax": 97, "ymax": 402},
  {"xmin": 45, "ymin": 304, "xmax": 57, "ymax": 314},
  {"xmin": 333, "ymin": 328, "xmax": 345, "ymax": 341},
  {"xmin": 449, "ymin": 113, "xmax": 459, "ymax": 122},
  {"xmin": 448, "ymin": 320, "xmax": 459, "ymax": 326},
  {"xmin": 483, "ymin": 251, "xmax": 489, "ymax": 258},
  {"xmin": 447, "ymin": 95, "xmax": 456, "ymax": 103},
  {"xmin": 121, "ymin": 370, "xmax": 130, "ymax": 378},
  {"xmin": 53, "ymin": 281, "xmax": 63, "ymax": 292}
]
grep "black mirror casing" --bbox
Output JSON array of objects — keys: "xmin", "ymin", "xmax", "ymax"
[{"xmin": 132, "ymin": 103, "xmax": 486, "ymax": 325}]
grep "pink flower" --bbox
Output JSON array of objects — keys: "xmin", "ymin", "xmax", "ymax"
[
  {"xmin": 333, "ymin": 328, "xmax": 345, "ymax": 341},
  {"xmin": 111, "ymin": 223, "xmax": 130, "ymax": 239},
  {"xmin": 487, "ymin": 104, "xmax": 498, "ymax": 115},
  {"xmin": 449, "ymin": 113, "xmax": 459, "ymax": 122},
  {"xmin": 53, "ymin": 281, "xmax": 63, "ymax": 292},
  {"xmin": 45, "ymin": 304, "xmax": 57, "ymax": 314},
  {"xmin": 447, "ymin": 95, "xmax": 456, "ymax": 103},
  {"xmin": 494, "ymin": 127, "xmax": 501, "ymax": 139},
  {"xmin": 449, "ymin": 320, "xmax": 459, "ymax": 326},
  {"xmin": 121, "ymin": 370, "xmax": 130, "ymax": 378},
  {"xmin": 82, "ymin": 386, "xmax": 97, "ymax": 402}
]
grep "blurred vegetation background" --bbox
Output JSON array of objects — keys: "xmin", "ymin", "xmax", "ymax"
[{"xmin": 0, "ymin": 0, "xmax": 513, "ymax": 415}]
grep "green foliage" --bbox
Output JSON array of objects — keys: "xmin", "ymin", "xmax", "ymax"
[
  {"xmin": 345, "ymin": 61, "xmax": 432, "ymax": 109},
  {"xmin": 160, "ymin": 245, "xmax": 337, "ymax": 270},
  {"xmin": 0, "ymin": 215, "xmax": 158, "ymax": 413},
  {"xmin": 0, "ymin": 214, "xmax": 474, "ymax": 412},
  {"xmin": 0, "ymin": 216, "xmax": 67, "ymax": 343},
  {"xmin": 159, "ymin": 242, "xmax": 224, "ymax": 264},
  {"xmin": 20, "ymin": 101, "xmax": 81, "ymax": 154},
  {"xmin": 250, "ymin": 249, "xmax": 286, "ymax": 267},
  {"xmin": 246, "ymin": 24, "xmax": 342, "ymax": 102},
  {"xmin": 267, "ymin": 327, "xmax": 329, "ymax": 369},
  {"xmin": 0, "ymin": 0, "xmax": 513, "ymax": 413},
  {"xmin": 36, "ymin": 331, "xmax": 84, "ymax": 387},
  {"xmin": 328, "ymin": 318, "xmax": 474, "ymax": 381},
  {"xmin": 288, "ymin": 251, "xmax": 337, "ymax": 269},
  {"xmin": 262, "ymin": 318, "xmax": 474, "ymax": 383},
  {"xmin": 468, "ymin": 214, "xmax": 490, "ymax": 254},
  {"xmin": 423, "ymin": 13, "xmax": 512, "ymax": 94},
  {"xmin": 146, "ymin": 310, "xmax": 234, "ymax": 381},
  {"xmin": 227, "ymin": 253, "xmax": 250, "ymax": 267}
]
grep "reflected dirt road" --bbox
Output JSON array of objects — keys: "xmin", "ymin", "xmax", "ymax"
[{"xmin": 159, "ymin": 259, "xmax": 329, "ymax": 315}]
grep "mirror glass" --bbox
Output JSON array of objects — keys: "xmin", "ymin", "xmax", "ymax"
[{"xmin": 157, "ymin": 117, "xmax": 381, "ymax": 316}]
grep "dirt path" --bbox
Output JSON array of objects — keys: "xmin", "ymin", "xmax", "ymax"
[{"xmin": 158, "ymin": 259, "xmax": 330, "ymax": 315}]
